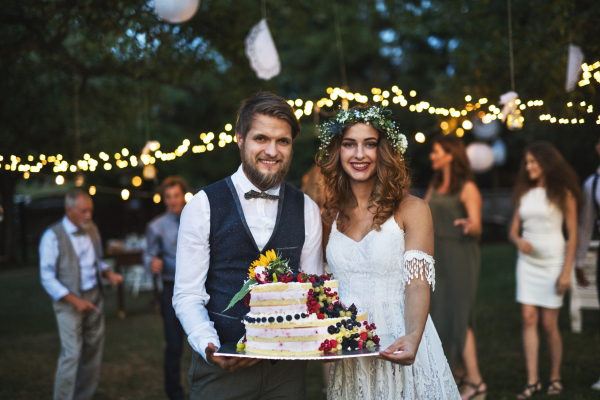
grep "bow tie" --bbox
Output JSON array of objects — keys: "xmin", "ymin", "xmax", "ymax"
[
  {"xmin": 72, "ymin": 229, "xmax": 86, "ymax": 237},
  {"xmin": 244, "ymin": 190, "xmax": 280, "ymax": 201}
]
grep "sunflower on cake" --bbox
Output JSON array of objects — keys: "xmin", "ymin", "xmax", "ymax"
[{"xmin": 224, "ymin": 249, "xmax": 378, "ymax": 356}]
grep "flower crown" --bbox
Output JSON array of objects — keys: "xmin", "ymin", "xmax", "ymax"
[{"xmin": 317, "ymin": 106, "xmax": 408, "ymax": 160}]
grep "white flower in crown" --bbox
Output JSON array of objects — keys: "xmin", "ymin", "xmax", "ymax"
[{"xmin": 317, "ymin": 105, "xmax": 408, "ymax": 160}]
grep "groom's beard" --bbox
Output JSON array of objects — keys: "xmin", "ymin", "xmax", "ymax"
[{"xmin": 241, "ymin": 145, "xmax": 292, "ymax": 192}]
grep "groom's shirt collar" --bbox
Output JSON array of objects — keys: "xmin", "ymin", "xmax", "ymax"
[{"xmin": 231, "ymin": 165, "xmax": 281, "ymax": 198}]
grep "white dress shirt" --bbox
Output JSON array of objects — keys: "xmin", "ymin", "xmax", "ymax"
[
  {"xmin": 576, "ymin": 168, "xmax": 600, "ymax": 267},
  {"xmin": 39, "ymin": 216, "xmax": 107, "ymax": 301},
  {"xmin": 173, "ymin": 165, "xmax": 323, "ymax": 360}
]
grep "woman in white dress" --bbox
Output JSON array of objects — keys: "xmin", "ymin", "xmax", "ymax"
[
  {"xmin": 508, "ymin": 142, "xmax": 582, "ymax": 398},
  {"xmin": 317, "ymin": 106, "xmax": 461, "ymax": 400}
]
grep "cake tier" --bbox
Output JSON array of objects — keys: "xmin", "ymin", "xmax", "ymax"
[
  {"xmin": 250, "ymin": 281, "xmax": 338, "ymax": 293},
  {"xmin": 248, "ymin": 280, "xmax": 339, "ymax": 317},
  {"xmin": 245, "ymin": 340, "xmax": 324, "ymax": 356}
]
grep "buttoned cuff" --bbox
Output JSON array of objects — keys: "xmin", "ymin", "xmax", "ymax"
[{"xmin": 196, "ymin": 336, "xmax": 221, "ymax": 362}]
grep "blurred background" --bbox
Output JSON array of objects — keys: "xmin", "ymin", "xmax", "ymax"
[{"xmin": 1, "ymin": 1, "xmax": 599, "ymax": 399}]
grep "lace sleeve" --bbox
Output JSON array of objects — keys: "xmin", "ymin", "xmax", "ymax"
[{"xmin": 403, "ymin": 250, "xmax": 435, "ymax": 291}]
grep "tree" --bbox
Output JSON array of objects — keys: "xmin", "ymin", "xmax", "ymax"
[{"xmin": 1, "ymin": 0, "xmax": 599, "ymax": 262}]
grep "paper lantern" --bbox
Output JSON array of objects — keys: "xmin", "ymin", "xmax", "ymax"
[
  {"xmin": 506, "ymin": 109, "xmax": 524, "ymax": 131},
  {"xmin": 245, "ymin": 19, "xmax": 281, "ymax": 80},
  {"xmin": 466, "ymin": 142, "xmax": 495, "ymax": 173},
  {"xmin": 491, "ymin": 139, "xmax": 507, "ymax": 166},
  {"xmin": 154, "ymin": 0, "xmax": 199, "ymax": 23},
  {"xmin": 472, "ymin": 119, "xmax": 500, "ymax": 140}
]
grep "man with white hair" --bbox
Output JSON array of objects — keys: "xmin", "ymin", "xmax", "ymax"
[{"xmin": 39, "ymin": 190, "xmax": 122, "ymax": 400}]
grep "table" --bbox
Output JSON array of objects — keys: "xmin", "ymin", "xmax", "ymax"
[{"xmin": 105, "ymin": 249, "xmax": 159, "ymax": 319}]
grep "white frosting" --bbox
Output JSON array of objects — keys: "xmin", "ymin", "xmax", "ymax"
[
  {"xmin": 250, "ymin": 304, "xmax": 307, "ymax": 314},
  {"xmin": 251, "ymin": 290, "xmax": 308, "ymax": 301},
  {"xmin": 246, "ymin": 339, "xmax": 322, "ymax": 352},
  {"xmin": 246, "ymin": 326, "xmax": 329, "ymax": 338},
  {"xmin": 254, "ymin": 282, "xmax": 307, "ymax": 290}
]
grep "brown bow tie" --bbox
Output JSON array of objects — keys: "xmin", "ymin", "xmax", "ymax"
[
  {"xmin": 72, "ymin": 229, "xmax": 86, "ymax": 237},
  {"xmin": 244, "ymin": 190, "xmax": 280, "ymax": 201}
]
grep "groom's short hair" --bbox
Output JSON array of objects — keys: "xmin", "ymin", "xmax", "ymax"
[{"xmin": 236, "ymin": 92, "xmax": 300, "ymax": 140}]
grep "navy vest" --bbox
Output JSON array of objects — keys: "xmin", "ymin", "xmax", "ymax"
[{"xmin": 204, "ymin": 177, "xmax": 305, "ymax": 343}]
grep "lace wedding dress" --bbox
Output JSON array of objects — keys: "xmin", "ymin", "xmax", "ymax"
[{"xmin": 326, "ymin": 217, "xmax": 460, "ymax": 399}]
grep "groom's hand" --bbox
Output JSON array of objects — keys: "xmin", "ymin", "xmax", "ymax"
[{"xmin": 206, "ymin": 343, "xmax": 260, "ymax": 372}]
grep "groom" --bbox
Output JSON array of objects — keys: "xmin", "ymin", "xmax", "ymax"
[{"xmin": 173, "ymin": 92, "xmax": 323, "ymax": 399}]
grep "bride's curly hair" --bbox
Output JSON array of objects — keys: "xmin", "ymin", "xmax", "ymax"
[{"xmin": 318, "ymin": 109, "xmax": 411, "ymax": 232}]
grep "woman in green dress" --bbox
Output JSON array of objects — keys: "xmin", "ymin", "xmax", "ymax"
[{"xmin": 424, "ymin": 135, "xmax": 485, "ymax": 400}]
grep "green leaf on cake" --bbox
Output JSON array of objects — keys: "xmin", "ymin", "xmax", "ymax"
[{"xmin": 223, "ymin": 279, "xmax": 256, "ymax": 313}]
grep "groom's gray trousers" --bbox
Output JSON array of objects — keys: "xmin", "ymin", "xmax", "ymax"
[{"xmin": 189, "ymin": 351, "xmax": 307, "ymax": 400}]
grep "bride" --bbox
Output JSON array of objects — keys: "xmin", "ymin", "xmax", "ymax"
[{"xmin": 318, "ymin": 106, "xmax": 462, "ymax": 400}]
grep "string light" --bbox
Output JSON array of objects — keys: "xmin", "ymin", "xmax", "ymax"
[
  {"xmin": 89, "ymin": 186, "xmax": 96, "ymax": 195},
  {"xmin": 153, "ymin": 193, "xmax": 161, "ymax": 203},
  {"xmin": 6, "ymin": 60, "xmax": 600, "ymax": 176},
  {"xmin": 121, "ymin": 189, "xmax": 130, "ymax": 200},
  {"xmin": 185, "ymin": 192, "xmax": 193, "ymax": 202}
]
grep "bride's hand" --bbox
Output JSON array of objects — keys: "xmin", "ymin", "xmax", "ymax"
[{"xmin": 376, "ymin": 334, "xmax": 420, "ymax": 365}]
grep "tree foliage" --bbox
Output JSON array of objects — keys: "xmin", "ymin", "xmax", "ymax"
[{"xmin": 1, "ymin": 0, "xmax": 599, "ymax": 189}]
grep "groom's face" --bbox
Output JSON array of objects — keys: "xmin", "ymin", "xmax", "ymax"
[{"xmin": 237, "ymin": 114, "xmax": 293, "ymax": 191}]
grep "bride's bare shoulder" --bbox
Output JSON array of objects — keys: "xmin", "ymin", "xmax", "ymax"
[{"xmin": 394, "ymin": 194, "xmax": 432, "ymax": 229}]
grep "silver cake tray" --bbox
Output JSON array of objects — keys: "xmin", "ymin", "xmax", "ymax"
[{"xmin": 214, "ymin": 334, "xmax": 395, "ymax": 360}]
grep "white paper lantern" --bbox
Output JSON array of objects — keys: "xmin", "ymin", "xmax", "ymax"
[
  {"xmin": 245, "ymin": 19, "xmax": 281, "ymax": 80},
  {"xmin": 154, "ymin": 0, "xmax": 199, "ymax": 23},
  {"xmin": 466, "ymin": 142, "xmax": 495, "ymax": 173}
]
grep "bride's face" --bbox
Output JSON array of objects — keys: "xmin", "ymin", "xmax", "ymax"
[{"xmin": 340, "ymin": 123, "xmax": 379, "ymax": 183}]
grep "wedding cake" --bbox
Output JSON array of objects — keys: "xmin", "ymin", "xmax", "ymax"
[{"xmin": 224, "ymin": 250, "xmax": 379, "ymax": 356}]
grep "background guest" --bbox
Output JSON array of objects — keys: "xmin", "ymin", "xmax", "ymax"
[
  {"xmin": 573, "ymin": 133, "xmax": 600, "ymax": 391},
  {"xmin": 425, "ymin": 135, "xmax": 486, "ymax": 400},
  {"xmin": 508, "ymin": 141, "xmax": 582, "ymax": 398},
  {"xmin": 39, "ymin": 190, "xmax": 122, "ymax": 400},
  {"xmin": 144, "ymin": 176, "xmax": 189, "ymax": 400}
]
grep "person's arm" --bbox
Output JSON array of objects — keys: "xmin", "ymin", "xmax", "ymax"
[
  {"xmin": 39, "ymin": 229, "xmax": 70, "ymax": 301},
  {"xmin": 508, "ymin": 206, "xmax": 533, "ymax": 255},
  {"xmin": 556, "ymin": 190, "xmax": 578, "ymax": 295},
  {"xmin": 378, "ymin": 196, "xmax": 433, "ymax": 365},
  {"xmin": 455, "ymin": 181, "xmax": 482, "ymax": 237},
  {"xmin": 575, "ymin": 177, "xmax": 595, "ymax": 286},
  {"xmin": 173, "ymin": 192, "xmax": 259, "ymax": 372},
  {"xmin": 299, "ymin": 195, "xmax": 323, "ymax": 275},
  {"xmin": 144, "ymin": 223, "xmax": 163, "ymax": 274}
]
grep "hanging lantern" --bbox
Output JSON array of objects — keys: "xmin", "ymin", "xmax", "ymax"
[
  {"xmin": 466, "ymin": 142, "xmax": 495, "ymax": 174},
  {"xmin": 245, "ymin": 19, "xmax": 281, "ymax": 80},
  {"xmin": 472, "ymin": 119, "xmax": 501, "ymax": 140},
  {"xmin": 143, "ymin": 164, "xmax": 156, "ymax": 180},
  {"xmin": 499, "ymin": 91, "xmax": 523, "ymax": 131},
  {"xmin": 154, "ymin": 0, "xmax": 199, "ymax": 23},
  {"xmin": 491, "ymin": 139, "xmax": 507, "ymax": 166},
  {"xmin": 506, "ymin": 108, "xmax": 524, "ymax": 131}
]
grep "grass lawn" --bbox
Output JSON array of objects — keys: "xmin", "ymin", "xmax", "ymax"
[{"xmin": 0, "ymin": 244, "xmax": 598, "ymax": 399}]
